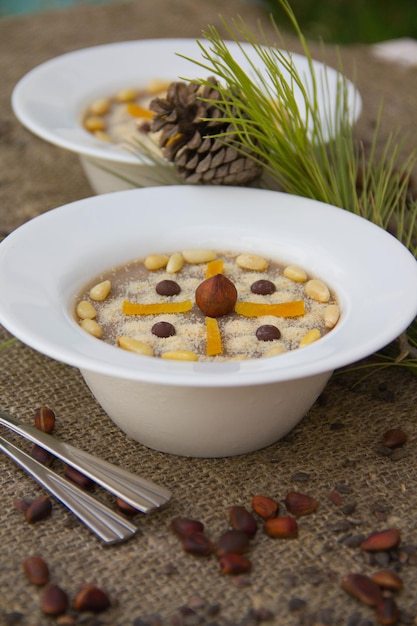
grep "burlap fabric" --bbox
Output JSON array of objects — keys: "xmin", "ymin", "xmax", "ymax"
[{"xmin": 1, "ymin": 2, "xmax": 417, "ymax": 625}]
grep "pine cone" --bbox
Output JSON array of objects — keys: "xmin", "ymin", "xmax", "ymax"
[{"xmin": 149, "ymin": 77, "xmax": 263, "ymax": 185}]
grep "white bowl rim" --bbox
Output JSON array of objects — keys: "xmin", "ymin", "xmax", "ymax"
[
  {"xmin": 0, "ymin": 186, "xmax": 416, "ymax": 388},
  {"xmin": 11, "ymin": 38, "xmax": 362, "ymax": 165}
]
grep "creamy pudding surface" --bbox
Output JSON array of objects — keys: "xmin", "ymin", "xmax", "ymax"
[
  {"xmin": 82, "ymin": 80, "xmax": 169, "ymax": 149},
  {"xmin": 75, "ymin": 249, "xmax": 340, "ymax": 362}
]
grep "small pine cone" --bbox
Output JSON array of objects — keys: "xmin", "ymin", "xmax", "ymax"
[{"xmin": 150, "ymin": 77, "xmax": 262, "ymax": 185}]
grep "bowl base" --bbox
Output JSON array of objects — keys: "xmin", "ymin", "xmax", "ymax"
[
  {"xmin": 81, "ymin": 368, "xmax": 332, "ymax": 458},
  {"xmin": 80, "ymin": 155, "xmax": 171, "ymax": 194}
]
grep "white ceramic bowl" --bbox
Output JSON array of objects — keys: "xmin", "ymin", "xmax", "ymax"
[
  {"xmin": 11, "ymin": 38, "xmax": 362, "ymax": 194},
  {"xmin": 1, "ymin": 186, "xmax": 416, "ymax": 457}
]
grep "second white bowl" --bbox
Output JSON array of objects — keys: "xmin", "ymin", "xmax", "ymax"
[{"xmin": 11, "ymin": 38, "xmax": 362, "ymax": 194}]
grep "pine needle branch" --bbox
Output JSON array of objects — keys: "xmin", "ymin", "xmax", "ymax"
[{"xmin": 122, "ymin": 0, "xmax": 417, "ymax": 375}]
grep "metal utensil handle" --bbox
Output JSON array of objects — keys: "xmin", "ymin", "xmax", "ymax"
[
  {"xmin": 0, "ymin": 435, "xmax": 137, "ymax": 544},
  {"xmin": 0, "ymin": 411, "xmax": 171, "ymax": 512}
]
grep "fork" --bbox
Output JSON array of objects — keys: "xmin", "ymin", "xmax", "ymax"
[
  {"xmin": 0, "ymin": 410, "xmax": 171, "ymax": 543},
  {"xmin": 0, "ymin": 435, "xmax": 138, "ymax": 544}
]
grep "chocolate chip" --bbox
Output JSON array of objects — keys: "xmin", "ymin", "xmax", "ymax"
[
  {"xmin": 155, "ymin": 280, "xmax": 181, "ymax": 296},
  {"xmin": 138, "ymin": 121, "xmax": 151, "ymax": 133},
  {"xmin": 250, "ymin": 279, "xmax": 276, "ymax": 295},
  {"xmin": 256, "ymin": 325, "xmax": 281, "ymax": 341},
  {"xmin": 152, "ymin": 321, "xmax": 176, "ymax": 338}
]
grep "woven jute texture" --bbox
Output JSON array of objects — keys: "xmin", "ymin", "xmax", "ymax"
[{"xmin": 1, "ymin": 2, "xmax": 417, "ymax": 625}]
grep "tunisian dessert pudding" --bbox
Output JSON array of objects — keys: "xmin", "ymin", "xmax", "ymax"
[
  {"xmin": 75, "ymin": 249, "xmax": 340, "ymax": 362},
  {"xmin": 82, "ymin": 80, "xmax": 169, "ymax": 148}
]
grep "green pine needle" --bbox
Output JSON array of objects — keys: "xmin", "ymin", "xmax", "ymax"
[
  {"xmin": 0, "ymin": 337, "xmax": 17, "ymax": 350},
  {"xmin": 178, "ymin": 5, "xmax": 417, "ymax": 375}
]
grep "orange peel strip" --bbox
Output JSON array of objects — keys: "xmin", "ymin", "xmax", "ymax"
[
  {"xmin": 165, "ymin": 133, "xmax": 182, "ymax": 147},
  {"xmin": 126, "ymin": 103, "xmax": 154, "ymax": 119},
  {"xmin": 123, "ymin": 300, "xmax": 192, "ymax": 315},
  {"xmin": 235, "ymin": 300, "xmax": 305, "ymax": 318},
  {"xmin": 205, "ymin": 317, "xmax": 223, "ymax": 356},
  {"xmin": 205, "ymin": 259, "xmax": 224, "ymax": 278}
]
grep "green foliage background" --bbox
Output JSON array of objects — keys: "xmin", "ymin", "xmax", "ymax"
[{"xmin": 262, "ymin": 0, "xmax": 417, "ymax": 44}]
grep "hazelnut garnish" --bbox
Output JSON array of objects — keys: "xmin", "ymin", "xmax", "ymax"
[{"xmin": 195, "ymin": 274, "xmax": 238, "ymax": 318}]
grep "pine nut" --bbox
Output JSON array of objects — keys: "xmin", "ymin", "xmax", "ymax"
[
  {"xmin": 88, "ymin": 98, "xmax": 110, "ymax": 116},
  {"xmin": 161, "ymin": 350, "xmax": 198, "ymax": 361},
  {"xmin": 93, "ymin": 130, "xmax": 111, "ymax": 142},
  {"xmin": 283, "ymin": 265, "xmax": 307, "ymax": 283},
  {"xmin": 76, "ymin": 300, "xmax": 97, "ymax": 320},
  {"xmin": 146, "ymin": 79, "xmax": 171, "ymax": 94},
  {"xmin": 115, "ymin": 88, "xmax": 139, "ymax": 102},
  {"xmin": 144, "ymin": 254, "xmax": 169, "ymax": 270},
  {"xmin": 324, "ymin": 304, "xmax": 340, "ymax": 328},
  {"xmin": 117, "ymin": 337, "xmax": 154, "ymax": 356},
  {"xmin": 264, "ymin": 345, "xmax": 286, "ymax": 357},
  {"xmin": 305, "ymin": 279, "xmax": 330, "ymax": 303},
  {"xmin": 89, "ymin": 280, "xmax": 111, "ymax": 301},
  {"xmin": 166, "ymin": 252, "xmax": 184, "ymax": 273},
  {"xmin": 80, "ymin": 319, "xmax": 103, "ymax": 338},
  {"xmin": 236, "ymin": 254, "xmax": 268, "ymax": 271},
  {"xmin": 83, "ymin": 116, "xmax": 106, "ymax": 132},
  {"xmin": 182, "ymin": 249, "xmax": 216, "ymax": 264},
  {"xmin": 299, "ymin": 328, "xmax": 321, "ymax": 347}
]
